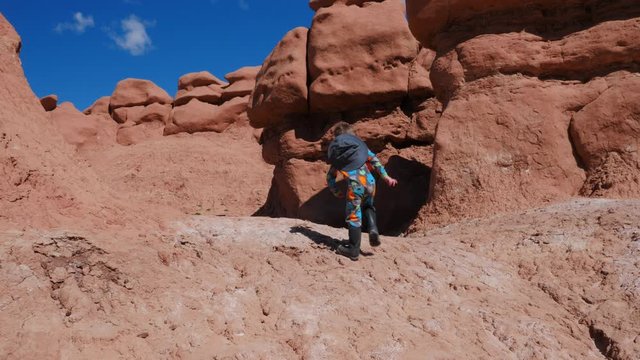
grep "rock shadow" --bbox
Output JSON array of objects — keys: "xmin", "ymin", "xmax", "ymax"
[
  {"xmin": 374, "ymin": 155, "xmax": 430, "ymax": 235},
  {"xmin": 289, "ymin": 225, "xmax": 374, "ymax": 258},
  {"xmin": 300, "ymin": 155, "xmax": 431, "ymax": 236}
]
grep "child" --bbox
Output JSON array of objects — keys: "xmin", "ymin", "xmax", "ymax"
[{"xmin": 326, "ymin": 122, "xmax": 398, "ymax": 261}]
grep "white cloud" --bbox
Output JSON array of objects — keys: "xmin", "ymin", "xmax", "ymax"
[
  {"xmin": 55, "ymin": 12, "xmax": 95, "ymax": 34},
  {"xmin": 110, "ymin": 15, "xmax": 153, "ymax": 56}
]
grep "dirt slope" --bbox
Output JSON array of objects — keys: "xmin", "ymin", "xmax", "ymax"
[
  {"xmin": 83, "ymin": 129, "xmax": 272, "ymax": 217},
  {"xmin": 1, "ymin": 198, "xmax": 638, "ymax": 359}
]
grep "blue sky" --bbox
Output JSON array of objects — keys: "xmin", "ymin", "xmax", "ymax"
[{"xmin": 1, "ymin": 0, "xmax": 314, "ymax": 109}]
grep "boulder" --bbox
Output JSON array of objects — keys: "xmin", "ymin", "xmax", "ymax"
[
  {"xmin": 249, "ymin": 27, "xmax": 309, "ymax": 129},
  {"xmin": 343, "ymin": 105, "xmax": 412, "ymax": 151},
  {"xmin": 406, "ymin": 98, "xmax": 441, "ymax": 143},
  {"xmin": 166, "ymin": 96, "xmax": 249, "ymax": 135},
  {"xmin": 112, "ymin": 103, "xmax": 171, "ymax": 125},
  {"xmin": 116, "ymin": 120, "xmax": 165, "ymax": 146},
  {"xmin": 408, "ymin": 47, "xmax": 436, "ymax": 99},
  {"xmin": 174, "ymin": 84, "xmax": 224, "ymax": 107},
  {"xmin": 308, "ymin": 0, "xmax": 419, "ymax": 112},
  {"xmin": 259, "ymin": 158, "xmax": 344, "ymax": 225},
  {"xmin": 570, "ymin": 71, "xmax": 640, "ymax": 198},
  {"xmin": 422, "ymin": 75, "xmax": 607, "ymax": 226},
  {"xmin": 406, "ymin": 0, "xmax": 640, "ymax": 228},
  {"xmin": 40, "ymin": 94, "xmax": 57, "ymax": 111},
  {"xmin": 110, "ymin": 78, "xmax": 172, "ymax": 109},
  {"xmin": 178, "ymin": 71, "xmax": 226, "ymax": 91},
  {"xmin": 453, "ymin": 17, "xmax": 640, "ymax": 82},
  {"xmin": 260, "ymin": 118, "xmax": 329, "ymax": 165},
  {"xmin": 260, "ymin": 105, "xmax": 418, "ymax": 165},
  {"xmin": 83, "ymin": 96, "xmax": 111, "ymax": 115},
  {"xmin": 406, "ymin": 0, "xmax": 640, "ymax": 49},
  {"xmin": 221, "ymin": 66, "xmax": 261, "ymax": 101}
]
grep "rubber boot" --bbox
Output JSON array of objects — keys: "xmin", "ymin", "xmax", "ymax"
[
  {"xmin": 336, "ymin": 226, "xmax": 361, "ymax": 261},
  {"xmin": 365, "ymin": 207, "xmax": 380, "ymax": 247}
]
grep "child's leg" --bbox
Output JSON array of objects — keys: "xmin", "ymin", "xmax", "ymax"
[
  {"xmin": 338, "ymin": 184, "xmax": 363, "ymax": 260},
  {"xmin": 344, "ymin": 184, "xmax": 364, "ymax": 228},
  {"xmin": 363, "ymin": 195, "xmax": 380, "ymax": 247}
]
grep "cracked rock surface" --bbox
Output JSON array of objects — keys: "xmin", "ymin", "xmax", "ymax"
[{"xmin": 1, "ymin": 199, "xmax": 638, "ymax": 359}]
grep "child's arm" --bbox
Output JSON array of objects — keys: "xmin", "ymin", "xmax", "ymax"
[
  {"xmin": 368, "ymin": 150, "xmax": 398, "ymax": 187},
  {"xmin": 326, "ymin": 166, "xmax": 344, "ymax": 198}
]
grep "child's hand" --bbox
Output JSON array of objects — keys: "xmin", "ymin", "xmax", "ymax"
[{"xmin": 385, "ymin": 177, "xmax": 398, "ymax": 187}]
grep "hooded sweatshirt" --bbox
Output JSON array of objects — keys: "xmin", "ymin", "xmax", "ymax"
[{"xmin": 327, "ymin": 134, "xmax": 369, "ymax": 172}]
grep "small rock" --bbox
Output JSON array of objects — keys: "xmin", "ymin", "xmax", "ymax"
[
  {"xmin": 40, "ymin": 94, "xmax": 58, "ymax": 111},
  {"xmin": 50, "ymin": 267, "xmax": 68, "ymax": 283}
]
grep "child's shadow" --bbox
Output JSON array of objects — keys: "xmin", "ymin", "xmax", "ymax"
[
  {"xmin": 290, "ymin": 225, "xmax": 344, "ymax": 250},
  {"xmin": 289, "ymin": 225, "xmax": 374, "ymax": 257}
]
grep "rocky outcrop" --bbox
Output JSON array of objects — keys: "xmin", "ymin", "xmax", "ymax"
[
  {"xmin": 175, "ymin": 71, "xmax": 226, "ymax": 107},
  {"xmin": 249, "ymin": 27, "xmax": 309, "ymax": 129},
  {"xmin": 174, "ymin": 85, "xmax": 224, "ymax": 107},
  {"xmin": 250, "ymin": 0, "xmax": 437, "ymax": 234},
  {"xmin": 0, "ymin": 13, "xmax": 123, "ymax": 228},
  {"xmin": 570, "ymin": 71, "xmax": 640, "ymax": 198},
  {"xmin": 40, "ymin": 94, "xmax": 57, "ymax": 111},
  {"xmin": 82, "ymin": 68, "xmax": 257, "ymax": 144},
  {"xmin": 83, "ymin": 96, "xmax": 110, "ymax": 115},
  {"xmin": 112, "ymin": 103, "xmax": 172, "ymax": 125},
  {"xmin": 49, "ymin": 102, "xmax": 117, "ymax": 149},
  {"xmin": 405, "ymin": 0, "xmax": 640, "ymax": 228},
  {"xmin": 251, "ymin": 0, "xmax": 640, "ymax": 233},
  {"xmin": 178, "ymin": 71, "xmax": 226, "ymax": 90},
  {"xmin": 165, "ymin": 96, "xmax": 249, "ymax": 135},
  {"xmin": 408, "ymin": 48, "xmax": 436, "ymax": 98},
  {"xmin": 164, "ymin": 67, "xmax": 257, "ymax": 135},
  {"xmin": 221, "ymin": 66, "xmax": 260, "ymax": 102},
  {"xmin": 115, "ymin": 120, "xmax": 165, "ymax": 146},
  {"xmin": 110, "ymin": 79, "xmax": 172, "ymax": 109},
  {"xmin": 108, "ymin": 79, "xmax": 173, "ymax": 146},
  {"xmin": 308, "ymin": 0, "xmax": 419, "ymax": 112}
]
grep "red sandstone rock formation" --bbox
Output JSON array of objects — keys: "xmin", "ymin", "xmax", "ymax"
[
  {"xmin": 570, "ymin": 72, "xmax": 640, "ymax": 198},
  {"xmin": 251, "ymin": 0, "xmax": 436, "ymax": 233},
  {"xmin": 308, "ymin": 0, "xmax": 418, "ymax": 112},
  {"xmin": 174, "ymin": 85, "xmax": 224, "ymax": 107},
  {"xmin": 166, "ymin": 96, "xmax": 249, "ymax": 135},
  {"xmin": 177, "ymin": 70, "xmax": 226, "ymax": 90},
  {"xmin": 83, "ymin": 96, "xmax": 110, "ymax": 115},
  {"xmin": 0, "ymin": 14, "xmax": 125, "ymax": 228},
  {"xmin": 39, "ymin": 94, "xmax": 57, "ymax": 111},
  {"xmin": 221, "ymin": 66, "xmax": 260, "ymax": 102},
  {"xmin": 1, "ymin": 9, "xmax": 639, "ymax": 360},
  {"xmin": 49, "ymin": 102, "xmax": 116, "ymax": 149},
  {"xmin": 110, "ymin": 78, "xmax": 172, "ymax": 109},
  {"xmin": 405, "ymin": 0, "xmax": 640, "ymax": 228},
  {"xmin": 175, "ymin": 71, "xmax": 226, "ymax": 107},
  {"xmin": 164, "ymin": 68, "xmax": 256, "ymax": 135},
  {"xmin": 108, "ymin": 79, "xmax": 173, "ymax": 145},
  {"xmin": 249, "ymin": 27, "xmax": 309, "ymax": 129},
  {"xmin": 250, "ymin": 0, "xmax": 640, "ymax": 235}
]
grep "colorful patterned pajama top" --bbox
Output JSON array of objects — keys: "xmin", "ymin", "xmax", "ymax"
[{"xmin": 326, "ymin": 150, "xmax": 390, "ymax": 228}]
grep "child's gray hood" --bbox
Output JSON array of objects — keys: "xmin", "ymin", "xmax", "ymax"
[{"xmin": 327, "ymin": 134, "xmax": 369, "ymax": 172}]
